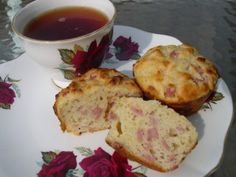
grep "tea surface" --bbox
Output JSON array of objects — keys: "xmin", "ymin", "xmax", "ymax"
[{"xmin": 23, "ymin": 7, "xmax": 108, "ymax": 40}]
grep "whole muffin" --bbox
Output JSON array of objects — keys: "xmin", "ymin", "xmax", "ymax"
[{"xmin": 133, "ymin": 44, "xmax": 219, "ymax": 115}]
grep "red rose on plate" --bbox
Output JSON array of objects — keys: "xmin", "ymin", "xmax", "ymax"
[
  {"xmin": 79, "ymin": 148, "xmax": 136, "ymax": 177},
  {"xmin": 113, "ymin": 36, "xmax": 139, "ymax": 60},
  {"xmin": 0, "ymin": 82, "xmax": 16, "ymax": 105},
  {"xmin": 37, "ymin": 151, "xmax": 77, "ymax": 177}
]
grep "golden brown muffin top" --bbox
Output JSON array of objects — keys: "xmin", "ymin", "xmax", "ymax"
[
  {"xmin": 58, "ymin": 68, "xmax": 143, "ymax": 99},
  {"xmin": 133, "ymin": 44, "xmax": 219, "ymax": 104}
]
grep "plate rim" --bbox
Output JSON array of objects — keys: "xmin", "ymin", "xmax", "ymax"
[{"xmin": 0, "ymin": 25, "xmax": 234, "ymax": 177}]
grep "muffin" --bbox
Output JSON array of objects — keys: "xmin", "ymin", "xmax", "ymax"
[
  {"xmin": 106, "ymin": 97, "xmax": 198, "ymax": 172},
  {"xmin": 133, "ymin": 44, "xmax": 219, "ymax": 115},
  {"xmin": 53, "ymin": 68, "xmax": 143, "ymax": 135}
]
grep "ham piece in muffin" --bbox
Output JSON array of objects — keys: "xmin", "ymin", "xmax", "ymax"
[{"xmin": 106, "ymin": 97, "xmax": 198, "ymax": 172}]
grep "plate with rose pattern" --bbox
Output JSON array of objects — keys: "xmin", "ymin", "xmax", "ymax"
[{"xmin": 0, "ymin": 25, "xmax": 233, "ymax": 177}]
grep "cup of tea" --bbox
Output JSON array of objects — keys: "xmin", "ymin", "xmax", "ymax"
[{"xmin": 12, "ymin": 0, "xmax": 116, "ymax": 82}]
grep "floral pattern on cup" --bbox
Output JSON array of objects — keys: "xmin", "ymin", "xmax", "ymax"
[
  {"xmin": 37, "ymin": 147, "xmax": 147, "ymax": 177},
  {"xmin": 58, "ymin": 35, "xmax": 140, "ymax": 80},
  {"xmin": 58, "ymin": 34, "xmax": 110, "ymax": 80},
  {"xmin": 0, "ymin": 75, "xmax": 20, "ymax": 109}
]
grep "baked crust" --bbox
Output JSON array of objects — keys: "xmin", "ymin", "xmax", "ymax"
[
  {"xmin": 105, "ymin": 97, "xmax": 198, "ymax": 172},
  {"xmin": 133, "ymin": 44, "xmax": 219, "ymax": 115},
  {"xmin": 106, "ymin": 139, "xmax": 198, "ymax": 172}
]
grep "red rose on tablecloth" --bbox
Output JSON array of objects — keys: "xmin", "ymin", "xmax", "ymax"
[
  {"xmin": 0, "ymin": 82, "xmax": 16, "ymax": 105},
  {"xmin": 71, "ymin": 34, "xmax": 110, "ymax": 74},
  {"xmin": 37, "ymin": 151, "xmax": 77, "ymax": 177},
  {"xmin": 113, "ymin": 36, "xmax": 139, "ymax": 60},
  {"xmin": 79, "ymin": 148, "xmax": 136, "ymax": 177}
]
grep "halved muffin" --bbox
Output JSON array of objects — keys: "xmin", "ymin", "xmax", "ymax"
[
  {"xmin": 53, "ymin": 68, "xmax": 143, "ymax": 135},
  {"xmin": 106, "ymin": 97, "xmax": 198, "ymax": 172}
]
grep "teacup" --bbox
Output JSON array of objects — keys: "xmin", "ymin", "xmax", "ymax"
[{"xmin": 12, "ymin": 0, "xmax": 116, "ymax": 85}]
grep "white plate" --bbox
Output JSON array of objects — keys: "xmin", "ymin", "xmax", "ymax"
[{"xmin": 0, "ymin": 25, "xmax": 233, "ymax": 177}]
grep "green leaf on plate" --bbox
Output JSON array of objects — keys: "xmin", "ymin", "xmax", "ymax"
[
  {"xmin": 11, "ymin": 83, "xmax": 21, "ymax": 97},
  {"xmin": 36, "ymin": 161, "xmax": 44, "ymax": 167},
  {"xmin": 7, "ymin": 77, "xmax": 21, "ymax": 83},
  {"xmin": 203, "ymin": 104, "xmax": 210, "ymax": 109},
  {"xmin": 201, "ymin": 91, "xmax": 224, "ymax": 111},
  {"xmin": 76, "ymin": 147, "xmax": 93, "ymax": 157},
  {"xmin": 131, "ymin": 53, "xmax": 141, "ymax": 60},
  {"xmin": 62, "ymin": 70, "xmax": 77, "ymax": 80},
  {"xmin": 76, "ymin": 167, "xmax": 85, "ymax": 176},
  {"xmin": 41, "ymin": 151, "xmax": 57, "ymax": 164},
  {"xmin": 66, "ymin": 169, "xmax": 77, "ymax": 177},
  {"xmin": 0, "ymin": 103, "xmax": 10, "ymax": 109},
  {"xmin": 66, "ymin": 168, "xmax": 84, "ymax": 177},
  {"xmin": 58, "ymin": 49, "xmax": 75, "ymax": 64},
  {"xmin": 211, "ymin": 92, "xmax": 224, "ymax": 102},
  {"xmin": 132, "ymin": 165, "xmax": 148, "ymax": 175}
]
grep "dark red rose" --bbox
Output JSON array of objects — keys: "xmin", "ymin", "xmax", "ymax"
[
  {"xmin": 0, "ymin": 82, "xmax": 16, "ymax": 105},
  {"xmin": 79, "ymin": 148, "xmax": 136, "ymax": 177},
  {"xmin": 71, "ymin": 34, "xmax": 110, "ymax": 74},
  {"xmin": 113, "ymin": 36, "xmax": 139, "ymax": 60},
  {"xmin": 37, "ymin": 151, "xmax": 77, "ymax": 177},
  {"xmin": 111, "ymin": 151, "xmax": 137, "ymax": 177}
]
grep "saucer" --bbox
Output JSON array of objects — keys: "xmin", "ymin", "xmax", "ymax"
[{"xmin": 0, "ymin": 25, "xmax": 233, "ymax": 177}]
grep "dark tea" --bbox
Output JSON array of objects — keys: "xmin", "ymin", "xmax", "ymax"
[{"xmin": 23, "ymin": 7, "xmax": 108, "ymax": 40}]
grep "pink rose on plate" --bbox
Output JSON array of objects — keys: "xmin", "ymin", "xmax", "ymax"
[
  {"xmin": 79, "ymin": 148, "xmax": 136, "ymax": 177},
  {"xmin": 0, "ymin": 82, "xmax": 16, "ymax": 105},
  {"xmin": 113, "ymin": 36, "xmax": 139, "ymax": 60},
  {"xmin": 37, "ymin": 151, "xmax": 77, "ymax": 177}
]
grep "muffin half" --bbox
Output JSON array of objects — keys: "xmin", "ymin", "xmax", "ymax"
[{"xmin": 53, "ymin": 68, "xmax": 143, "ymax": 135}]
